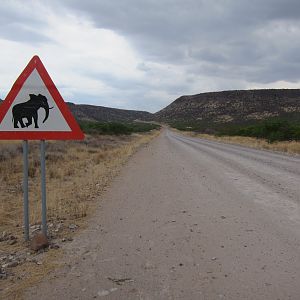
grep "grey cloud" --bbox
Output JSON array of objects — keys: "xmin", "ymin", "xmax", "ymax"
[
  {"xmin": 71, "ymin": 88, "xmax": 167, "ymax": 113},
  {"xmin": 136, "ymin": 62, "xmax": 151, "ymax": 72},
  {"xmin": 2, "ymin": 0, "xmax": 300, "ymax": 111},
  {"xmin": 0, "ymin": 24, "xmax": 51, "ymax": 44},
  {"xmin": 57, "ymin": 0, "xmax": 300, "ymax": 85},
  {"xmin": 76, "ymin": 67, "xmax": 191, "ymax": 110},
  {"xmin": 0, "ymin": 2, "xmax": 51, "ymax": 44}
]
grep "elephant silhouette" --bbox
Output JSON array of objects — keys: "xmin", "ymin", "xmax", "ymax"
[{"xmin": 12, "ymin": 94, "xmax": 54, "ymax": 128}]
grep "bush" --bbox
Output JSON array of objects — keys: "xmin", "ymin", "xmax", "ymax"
[
  {"xmin": 218, "ymin": 119, "xmax": 300, "ymax": 142},
  {"xmin": 79, "ymin": 121, "xmax": 160, "ymax": 135},
  {"xmin": 171, "ymin": 118, "xmax": 300, "ymax": 143}
]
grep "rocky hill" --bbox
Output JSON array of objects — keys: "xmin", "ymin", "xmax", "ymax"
[
  {"xmin": 66, "ymin": 102, "xmax": 152, "ymax": 122},
  {"xmin": 0, "ymin": 99, "xmax": 152, "ymax": 122},
  {"xmin": 1, "ymin": 89, "xmax": 300, "ymax": 125},
  {"xmin": 154, "ymin": 89, "xmax": 300, "ymax": 124}
]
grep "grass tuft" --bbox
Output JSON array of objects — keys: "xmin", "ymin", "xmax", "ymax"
[
  {"xmin": 183, "ymin": 132, "xmax": 300, "ymax": 155},
  {"xmin": 0, "ymin": 129, "xmax": 160, "ymax": 299}
]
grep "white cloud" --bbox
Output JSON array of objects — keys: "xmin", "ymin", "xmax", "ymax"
[
  {"xmin": 248, "ymin": 80, "xmax": 300, "ymax": 90},
  {"xmin": 0, "ymin": 0, "xmax": 300, "ymax": 112}
]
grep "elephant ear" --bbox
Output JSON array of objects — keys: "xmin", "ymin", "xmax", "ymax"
[{"xmin": 29, "ymin": 94, "xmax": 36, "ymax": 99}]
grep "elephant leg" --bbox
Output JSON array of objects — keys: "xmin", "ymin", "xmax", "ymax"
[
  {"xmin": 19, "ymin": 118, "xmax": 26, "ymax": 128},
  {"xmin": 13, "ymin": 117, "xmax": 19, "ymax": 128},
  {"xmin": 25, "ymin": 117, "xmax": 32, "ymax": 128},
  {"xmin": 33, "ymin": 112, "xmax": 39, "ymax": 128}
]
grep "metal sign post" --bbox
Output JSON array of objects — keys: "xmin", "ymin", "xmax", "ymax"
[
  {"xmin": 0, "ymin": 55, "xmax": 84, "ymax": 242},
  {"xmin": 40, "ymin": 140, "xmax": 47, "ymax": 236},
  {"xmin": 22, "ymin": 140, "xmax": 29, "ymax": 241}
]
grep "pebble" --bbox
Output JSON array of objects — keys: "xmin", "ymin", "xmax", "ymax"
[
  {"xmin": 55, "ymin": 223, "xmax": 64, "ymax": 232},
  {"xmin": 3, "ymin": 261, "xmax": 18, "ymax": 268},
  {"xmin": 0, "ymin": 232, "xmax": 17, "ymax": 242},
  {"xmin": 31, "ymin": 228, "xmax": 40, "ymax": 234},
  {"xmin": 9, "ymin": 240, "xmax": 17, "ymax": 246},
  {"xmin": 30, "ymin": 225, "xmax": 41, "ymax": 235},
  {"xmin": 0, "ymin": 232, "xmax": 8, "ymax": 242},
  {"xmin": 144, "ymin": 262, "xmax": 153, "ymax": 270},
  {"xmin": 69, "ymin": 224, "xmax": 78, "ymax": 230},
  {"xmin": 49, "ymin": 244, "xmax": 60, "ymax": 249},
  {"xmin": 0, "ymin": 269, "xmax": 7, "ymax": 280},
  {"xmin": 62, "ymin": 237, "xmax": 74, "ymax": 242},
  {"xmin": 0, "ymin": 256, "xmax": 7, "ymax": 263},
  {"xmin": 97, "ymin": 287, "xmax": 118, "ymax": 297},
  {"xmin": 97, "ymin": 290, "xmax": 110, "ymax": 297}
]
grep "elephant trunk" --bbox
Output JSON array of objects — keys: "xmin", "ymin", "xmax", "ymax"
[{"xmin": 42, "ymin": 104, "xmax": 54, "ymax": 123}]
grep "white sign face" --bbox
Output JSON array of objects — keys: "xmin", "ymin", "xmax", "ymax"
[{"xmin": 0, "ymin": 69, "xmax": 71, "ymax": 132}]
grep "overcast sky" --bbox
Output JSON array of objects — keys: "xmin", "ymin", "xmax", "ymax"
[{"xmin": 0, "ymin": 0, "xmax": 299, "ymax": 112}]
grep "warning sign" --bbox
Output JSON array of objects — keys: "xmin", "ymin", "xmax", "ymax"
[{"xmin": 0, "ymin": 56, "xmax": 84, "ymax": 140}]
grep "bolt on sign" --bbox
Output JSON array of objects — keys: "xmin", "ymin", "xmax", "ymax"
[{"xmin": 0, "ymin": 55, "xmax": 84, "ymax": 241}]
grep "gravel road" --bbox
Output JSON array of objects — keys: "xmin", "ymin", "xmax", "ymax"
[{"xmin": 26, "ymin": 129, "xmax": 300, "ymax": 300}]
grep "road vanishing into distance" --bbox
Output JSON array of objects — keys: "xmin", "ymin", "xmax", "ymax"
[{"xmin": 27, "ymin": 129, "xmax": 300, "ymax": 299}]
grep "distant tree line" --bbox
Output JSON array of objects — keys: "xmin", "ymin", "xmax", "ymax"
[
  {"xmin": 79, "ymin": 120, "xmax": 160, "ymax": 135},
  {"xmin": 171, "ymin": 118, "xmax": 300, "ymax": 143},
  {"xmin": 218, "ymin": 120, "xmax": 300, "ymax": 143}
]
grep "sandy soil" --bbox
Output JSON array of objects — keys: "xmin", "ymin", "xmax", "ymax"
[{"xmin": 25, "ymin": 129, "xmax": 300, "ymax": 299}]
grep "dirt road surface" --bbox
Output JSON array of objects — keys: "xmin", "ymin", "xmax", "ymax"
[{"xmin": 26, "ymin": 129, "xmax": 300, "ymax": 299}]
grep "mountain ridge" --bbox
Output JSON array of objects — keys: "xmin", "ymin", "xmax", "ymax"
[
  {"xmin": 154, "ymin": 89, "xmax": 300, "ymax": 124},
  {"xmin": 67, "ymin": 102, "xmax": 152, "ymax": 122},
  {"xmin": 1, "ymin": 88, "xmax": 300, "ymax": 124},
  {"xmin": 0, "ymin": 99, "xmax": 152, "ymax": 122}
]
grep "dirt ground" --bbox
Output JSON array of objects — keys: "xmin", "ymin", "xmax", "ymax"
[
  {"xmin": 23, "ymin": 129, "xmax": 300, "ymax": 300},
  {"xmin": 0, "ymin": 131, "xmax": 159, "ymax": 299}
]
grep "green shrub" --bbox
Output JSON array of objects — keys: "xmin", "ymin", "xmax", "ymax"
[
  {"xmin": 233, "ymin": 120, "xmax": 299, "ymax": 142},
  {"xmin": 171, "ymin": 118, "xmax": 300, "ymax": 143},
  {"xmin": 79, "ymin": 121, "xmax": 160, "ymax": 135}
]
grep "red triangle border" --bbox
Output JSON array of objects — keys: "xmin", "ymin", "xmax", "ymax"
[{"xmin": 0, "ymin": 55, "xmax": 84, "ymax": 140}]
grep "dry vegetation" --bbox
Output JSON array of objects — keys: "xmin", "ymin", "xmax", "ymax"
[
  {"xmin": 0, "ymin": 130, "xmax": 160, "ymax": 299},
  {"xmin": 184, "ymin": 132, "xmax": 300, "ymax": 155}
]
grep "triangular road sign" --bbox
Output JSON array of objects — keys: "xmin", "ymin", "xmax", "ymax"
[{"xmin": 0, "ymin": 55, "xmax": 84, "ymax": 140}]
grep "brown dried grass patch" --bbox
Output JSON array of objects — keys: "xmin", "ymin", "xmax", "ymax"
[
  {"xmin": 183, "ymin": 131, "xmax": 300, "ymax": 155},
  {"xmin": 0, "ymin": 129, "xmax": 160, "ymax": 299}
]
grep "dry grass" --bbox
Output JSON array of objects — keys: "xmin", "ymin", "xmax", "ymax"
[
  {"xmin": 183, "ymin": 131, "xmax": 300, "ymax": 155},
  {"xmin": 1, "ymin": 249, "xmax": 63, "ymax": 300},
  {"xmin": 0, "ymin": 130, "xmax": 160, "ymax": 299}
]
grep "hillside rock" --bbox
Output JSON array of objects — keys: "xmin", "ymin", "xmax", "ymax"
[
  {"xmin": 154, "ymin": 89, "xmax": 300, "ymax": 124},
  {"xmin": 30, "ymin": 233, "xmax": 49, "ymax": 251},
  {"xmin": 67, "ymin": 102, "xmax": 152, "ymax": 123},
  {"xmin": 1, "ymin": 89, "xmax": 300, "ymax": 124},
  {"xmin": 0, "ymin": 99, "xmax": 152, "ymax": 122}
]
